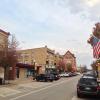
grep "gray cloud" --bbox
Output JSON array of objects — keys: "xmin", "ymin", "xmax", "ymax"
[
  {"xmin": 0, "ymin": 0, "xmax": 97, "ymax": 68},
  {"xmin": 65, "ymin": 0, "xmax": 100, "ymax": 21}
]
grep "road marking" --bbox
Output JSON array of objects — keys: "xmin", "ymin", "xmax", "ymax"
[
  {"xmin": 10, "ymin": 77, "xmax": 78, "ymax": 100},
  {"xmin": 0, "ymin": 87, "xmax": 21, "ymax": 97}
]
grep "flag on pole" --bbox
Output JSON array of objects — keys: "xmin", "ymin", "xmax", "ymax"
[{"xmin": 93, "ymin": 41, "xmax": 100, "ymax": 59}]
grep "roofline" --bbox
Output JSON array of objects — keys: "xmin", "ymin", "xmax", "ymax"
[
  {"xmin": 17, "ymin": 46, "xmax": 46, "ymax": 51},
  {"xmin": 0, "ymin": 29, "xmax": 10, "ymax": 36},
  {"xmin": 17, "ymin": 46, "xmax": 54, "ymax": 52},
  {"xmin": 64, "ymin": 50, "xmax": 76, "ymax": 58}
]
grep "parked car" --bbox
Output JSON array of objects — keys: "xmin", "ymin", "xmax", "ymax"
[
  {"xmin": 45, "ymin": 73, "xmax": 54, "ymax": 82},
  {"xmin": 53, "ymin": 73, "xmax": 60, "ymax": 80},
  {"xmin": 83, "ymin": 72, "xmax": 97, "ymax": 78},
  {"xmin": 59, "ymin": 72, "xmax": 70, "ymax": 77},
  {"xmin": 77, "ymin": 75, "xmax": 100, "ymax": 98},
  {"xmin": 36, "ymin": 73, "xmax": 54, "ymax": 82},
  {"xmin": 59, "ymin": 73, "xmax": 65, "ymax": 77},
  {"xmin": 76, "ymin": 72, "xmax": 81, "ymax": 75},
  {"xmin": 69, "ymin": 72, "xmax": 78, "ymax": 76}
]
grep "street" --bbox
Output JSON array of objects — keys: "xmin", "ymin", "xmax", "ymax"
[{"xmin": 0, "ymin": 76, "xmax": 99, "ymax": 100}]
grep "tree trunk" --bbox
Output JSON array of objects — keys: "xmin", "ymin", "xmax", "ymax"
[{"xmin": 4, "ymin": 66, "xmax": 9, "ymax": 84}]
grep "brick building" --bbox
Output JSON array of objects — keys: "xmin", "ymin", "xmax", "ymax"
[
  {"xmin": 63, "ymin": 51, "xmax": 77, "ymax": 72},
  {"xmin": 17, "ymin": 46, "xmax": 61, "ymax": 78}
]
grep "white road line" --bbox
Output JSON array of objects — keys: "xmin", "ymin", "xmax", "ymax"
[{"xmin": 10, "ymin": 77, "xmax": 78, "ymax": 100}]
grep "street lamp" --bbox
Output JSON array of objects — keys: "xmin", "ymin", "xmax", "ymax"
[
  {"xmin": 31, "ymin": 59, "xmax": 36, "ymax": 79},
  {"xmin": 33, "ymin": 60, "xmax": 37, "ymax": 75}
]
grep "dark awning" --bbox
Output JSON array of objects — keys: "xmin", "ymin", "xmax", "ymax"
[{"xmin": 16, "ymin": 63, "xmax": 34, "ymax": 69}]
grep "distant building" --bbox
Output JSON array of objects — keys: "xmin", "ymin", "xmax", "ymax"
[{"xmin": 63, "ymin": 51, "xmax": 77, "ymax": 72}]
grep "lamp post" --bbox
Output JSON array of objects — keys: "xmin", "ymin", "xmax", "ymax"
[
  {"xmin": 33, "ymin": 60, "xmax": 35, "ymax": 68},
  {"xmin": 33, "ymin": 60, "xmax": 36, "ymax": 75}
]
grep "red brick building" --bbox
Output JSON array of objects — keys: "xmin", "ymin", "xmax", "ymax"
[{"xmin": 63, "ymin": 51, "xmax": 77, "ymax": 72}]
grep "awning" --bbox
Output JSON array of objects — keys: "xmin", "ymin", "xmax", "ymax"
[{"xmin": 16, "ymin": 63, "xmax": 34, "ymax": 69}]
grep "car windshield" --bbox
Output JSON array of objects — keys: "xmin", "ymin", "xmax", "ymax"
[{"xmin": 79, "ymin": 78, "xmax": 97, "ymax": 85}]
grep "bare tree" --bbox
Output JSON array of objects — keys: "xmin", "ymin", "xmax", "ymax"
[
  {"xmin": 93, "ymin": 22, "xmax": 100, "ymax": 39},
  {"xmin": 0, "ymin": 34, "xmax": 19, "ymax": 82},
  {"xmin": 87, "ymin": 22, "xmax": 100, "ymax": 46},
  {"xmin": 57, "ymin": 60, "xmax": 65, "ymax": 72},
  {"xmin": 91, "ymin": 61, "xmax": 97, "ymax": 71}
]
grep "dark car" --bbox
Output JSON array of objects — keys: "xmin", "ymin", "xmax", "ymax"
[
  {"xmin": 45, "ymin": 73, "xmax": 54, "ymax": 82},
  {"xmin": 36, "ymin": 73, "xmax": 54, "ymax": 82},
  {"xmin": 77, "ymin": 76, "xmax": 100, "ymax": 98},
  {"xmin": 52, "ymin": 73, "xmax": 60, "ymax": 80},
  {"xmin": 83, "ymin": 72, "xmax": 97, "ymax": 78}
]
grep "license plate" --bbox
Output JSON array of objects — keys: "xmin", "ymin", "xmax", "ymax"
[{"xmin": 85, "ymin": 87, "xmax": 91, "ymax": 90}]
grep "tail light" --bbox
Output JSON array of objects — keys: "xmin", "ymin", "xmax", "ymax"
[{"xmin": 97, "ymin": 86, "xmax": 100, "ymax": 90}]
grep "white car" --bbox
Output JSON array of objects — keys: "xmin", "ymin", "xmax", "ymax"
[
  {"xmin": 59, "ymin": 73, "xmax": 70, "ymax": 77},
  {"xmin": 76, "ymin": 72, "xmax": 81, "ymax": 75}
]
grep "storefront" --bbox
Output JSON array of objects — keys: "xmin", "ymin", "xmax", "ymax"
[{"xmin": 16, "ymin": 63, "xmax": 35, "ymax": 79}]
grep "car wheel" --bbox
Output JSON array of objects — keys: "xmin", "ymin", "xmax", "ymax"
[
  {"xmin": 45, "ymin": 79, "xmax": 47, "ymax": 82},
  {"xmin": 50, "ymin": 79, "xmax": 53, "ymax": 82},
  {"xmin": 36, "ymin": 79, "xmax": 39, "ymax": 82}
]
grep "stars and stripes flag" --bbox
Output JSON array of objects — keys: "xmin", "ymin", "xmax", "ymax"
[{"xmin": 93, "ymin": 41, "xmax": 100, "ymax": 59}]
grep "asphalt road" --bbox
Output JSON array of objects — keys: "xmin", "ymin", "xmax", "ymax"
[
  {"xmin": 1, "ymin": 76, "xmax": 100, "ymax": 100},
  {"xmin": 10, "ymin": 77, "xmax": 77, "ymax": 100}
]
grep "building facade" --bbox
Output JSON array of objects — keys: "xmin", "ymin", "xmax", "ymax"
[
  {"xmin": 17, "ymin": 48, "xmax": 77, "ymax": 78},
  {"xmin": 54, "ymin": 53, "xmax": 63, "ymax": 67},
  {"xmin": 0, "ymin": 29, "xmax": 10, "ymax": 78},
  {"xmin": 17, "ymin": 46, "xmax": 59, "ymax": 77},
  {"xmin": 63, "ymin": 51, "xmax": 77, "ymax": 72},
  {"xmin": 0, "ymin": 29, "xmax": 9, "ymax": 50}
]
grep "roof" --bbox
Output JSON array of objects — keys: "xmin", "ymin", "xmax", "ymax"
[
  {"xmin": 64, "ymin": 50, "xmax": 76, "ymax": 58},
  {"xmin": 82, "ymin": 76, "xmax": 96, "ymax": 79},
  {"xmin": 16, "ymin": 63, "xmax": 34, "ymax": 69},
  {"xmin": 0, "ymin": 29, "xmax": 10, "ymax": 36}
]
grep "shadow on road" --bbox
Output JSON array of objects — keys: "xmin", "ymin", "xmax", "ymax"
[{"xmin": 80, "ymin": 95, "xmax": 100, "ymax": 100}]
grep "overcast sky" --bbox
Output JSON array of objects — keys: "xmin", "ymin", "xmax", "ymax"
[{"xmin": 0, "ymin": 0, "xmax": 100, "ymax": 68}]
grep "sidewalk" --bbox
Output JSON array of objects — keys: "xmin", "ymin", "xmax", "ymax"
[
  {"xmin": 0, "ymin": 77, "xmax": 34, "ymax": 88},
  {"xmin": 0, "ymin": 77, "xmax": 52, "ymax": 97}
]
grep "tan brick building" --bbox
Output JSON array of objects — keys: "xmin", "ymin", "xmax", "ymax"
[
  {"xmin": 0, "ymin": 29, "xmax": 9, "ymax": 50},
  {"xmin": 0, "ymin": 29, "xmax": 10, "ymax": 78},
  {"xmin": 18, "ymin": 46, "xmax": 60, "ymax": 76},
  {"xmin": 54, "ymin": 53, "xmax": 63, "ymax": 67}
]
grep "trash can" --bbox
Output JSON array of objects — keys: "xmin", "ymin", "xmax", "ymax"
[{"xmin": 0, "ymin": 78, "xmax": 3, "ymax": 85}]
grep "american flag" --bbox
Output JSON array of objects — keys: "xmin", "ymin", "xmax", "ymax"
[{"xmin": 93, "ymin": 41, "xmax": 100, "ymax": 59}]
